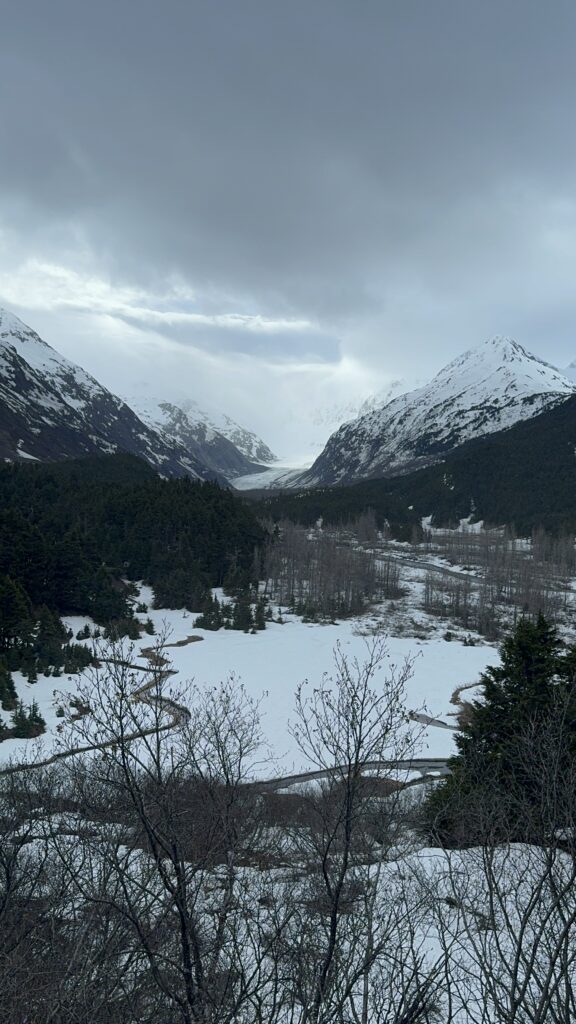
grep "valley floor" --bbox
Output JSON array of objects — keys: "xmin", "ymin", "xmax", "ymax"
[
  {"xmin": 3, "ymin": 533, "xmax": 576, "ymax": 1023},
  {"xmin": 0, "ymin": 572, "xmax": 500, "ymax": 773}
]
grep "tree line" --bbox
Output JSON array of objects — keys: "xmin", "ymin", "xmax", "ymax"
[
  {"xmin": 0, "ymin": 453, "xmax": 265, "ymax": 636},
  {"xmin": 0, "ymin": 454, "xmax": 267, "ymax": 736},
  {"xmin": 0, "ymin": 454, "xmax": 265, "ymax": 616}
]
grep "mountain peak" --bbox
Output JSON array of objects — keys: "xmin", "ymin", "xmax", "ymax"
[
  {"xmin": 0, "ymin": 306, "xmax": 38, "ymax": 335},
  {"xmin": 563, "ymin": 358, "xmax": 576, "ymax": 381},
  {"xmin": 483, "ymin": 334, "xmax": 523, "ymax": 350},
  {"xmin": 444, "ymin": 335, "xmax": 544, "ymax": 374},
  {"xmin": 425, "ymin": 335, "xmax": 572, "ymax": 403},
  {"xmin": 482, "ymin": 335, "xmax": 528, "ymax": 359},
  {"xmin": 0, "ymin": 308, "xmax": 276, "ymax": 481},
  {"xmin": 126, "ymin": 392, "xmax": 277, "ymax": 467},
  {"xmin": 296, "ymin": 336, "xmax": 576, "ymax": 487}
]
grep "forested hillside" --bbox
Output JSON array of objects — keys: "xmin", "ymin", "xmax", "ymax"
[{"xmin": 0, "ymin": 455, "xmax": 266, "ymax": 684}]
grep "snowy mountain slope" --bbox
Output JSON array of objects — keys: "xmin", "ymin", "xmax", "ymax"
[
  {"xmin": 176, "ymin": 398, "xmax": 277, "ymax": 465},
  {"xmin": 0, "ymin": 308, "xmax": 225, "ymax": 479},
  {"xmin": 295, "ymin": 337, "xmax": 576, "ymax": 487},
  {"xmin": 126, "ymin": 395, "xmax": 273, "ymax": 478}
]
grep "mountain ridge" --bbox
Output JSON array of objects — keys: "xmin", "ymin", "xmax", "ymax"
[
  {"xmin": 125, "ymin": 395, "xmax": 273, "ymax": 478},
  {"xmin": 0, "ymin": 308, "xmax": 272, "ymax": 482},
  {"xmin": 294, "ymin": 336, "xmax": 576, "ymax": 487}
]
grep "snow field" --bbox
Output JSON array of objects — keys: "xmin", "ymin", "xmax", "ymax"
[{"xmin": 0, "ymin": 587, "xmax": 499, "ymax": 774}]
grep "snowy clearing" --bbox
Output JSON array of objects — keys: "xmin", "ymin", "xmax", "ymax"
[{"xmin": 0, "ymin": 587, "xmax": 499, "ymax": 774}]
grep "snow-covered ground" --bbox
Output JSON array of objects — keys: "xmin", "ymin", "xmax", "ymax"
[
  {"xmin": 141, "ymin": 608, "xmax": 497, "ymax": 772},
  {"xmin": 0, "ymin": 587, "xmax": 499, "ymax": 773}
]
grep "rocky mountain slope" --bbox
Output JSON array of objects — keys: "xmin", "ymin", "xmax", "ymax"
[
  {"xmin": 126, "ymin": 396, "xmax": 274, "ymax": 479},
  {"xmin": 176, "ymin": 398, "xmax": 277, "ymax": 465},
  {"xmin": 0, "ymin": 309, "xmax": 226, "ymax": 480},
  {"xmin": 296, "ymin": 337, "xmax": 576, "ymax": 487}
]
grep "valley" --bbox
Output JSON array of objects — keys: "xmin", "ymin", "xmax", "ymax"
[
  {"xmin": 3, "ymin": 309, "xmax": 576, "ymax": 1022},
  {"xmin": 4, "ymin": 514, "xmax": 575, "ymax": 773},
  {"xmin": 4, "ymin": 2, "xmax": 576, "ymax": 1016},
  {"xmin": 1, "ymin": 514, "xmax": 574, "ymax": 1022}
]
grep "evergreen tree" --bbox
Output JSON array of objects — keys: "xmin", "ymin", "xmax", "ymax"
[
  {"xmin": 35, "ymin": 605, "xmax": 69, "ymax": 674},
  {"xmin": 0, "ymin": 575, "xmax": 32, "ymax": 652},
  {"xmin": 153, "ymin": 567, "xmax": 209, "ymax": 611},
  {"xmin": 232, "ymin": 594, "xmax": 254, "ymax": 633},
  {"xmin": 104, "ymin": 618, "xmax": 141, "ymax": 641},
  {"xmin": 223, "ymin": 562, "xmax": 252, "ymax": 596},
  {"xmin": 27, "ymin": 700, "xmax": 46, "ymax": 736},
  {"xmin": 194, "ymin": 594, "xmax": 224, "ymax": 631},
  {"xmin": 424, "ymin": 615, "xmax": 576, "ymax": 846},
  {"xmin": 0, "ymin": 661, "xmax": 17, "ymax": 710},
  {"xmin": 10, "ymin": 700, "xmax": 29, "ymax": 737},
  {"xmin": 63, "ymin": 643, "xmax": 94, "ymax": 673},
  {"xmin": 254, "ymin": 596, "xmax": 267, "ymax": 631},
  {"xmin": 11, "ymin": 700, "xmax": 46, "ymax": 739},
  {"xmin": 88, "ymin": 567, "xmax": 131, "ymax": 622}
]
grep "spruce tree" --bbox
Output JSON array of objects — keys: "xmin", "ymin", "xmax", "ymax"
[
  {"xmin": 232, "ymin": 595, "xmax": 254, "ymax": 633},
  {"xmin": 0, "ymin": 661, "xmax": 17, "ymax": 710},
  {"xmin": 11, "ymin": 699, "xmax": 46, "ymax": 738},
  {"xmin": 254, "ymin": 596, "xmax": 267, "ymax": 631},
  {"xmin": 0, "ymin": 575, "xmax": 32, "ymax": 652},
  {"xmin": 194, "ymin": 594, "xmax": 223, "ymax": 631},
  {"xmin": 424, "ymin": 615, "xmax": 576, "ymax": 846}
]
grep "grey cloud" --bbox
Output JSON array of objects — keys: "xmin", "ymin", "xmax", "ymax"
[
  {"xmin": 115, "ymin": 314, "xmax": 342, "ymax": 363},
  {"xmin": 2, "ymin": 0, "xmax": 576, "ymax": 398}
]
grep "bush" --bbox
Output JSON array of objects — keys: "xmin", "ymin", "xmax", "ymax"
[{"xmin": 11, "ymin": 700, "xmax": 46, "ymax": 739}]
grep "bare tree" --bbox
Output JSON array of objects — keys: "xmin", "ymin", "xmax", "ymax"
[
  {"xmin": 427, "ymin": 690, "xmax": 576, "ymax": 1024},
  {"xmin": 263, "ymin": 521, "xmax": 380, "ymax": 620},
  {"xmin": 277, "ymin": 639, "xmax": 440, "ymax": 1023},
  {"xmin": 49, "ymin": 640, "xmax": 289, "ymax": 1024}
]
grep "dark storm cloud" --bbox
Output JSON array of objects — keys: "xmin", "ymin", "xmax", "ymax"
[{"xmin": 2, "ymin": 0, "xmax": 576, "ymax": 382}]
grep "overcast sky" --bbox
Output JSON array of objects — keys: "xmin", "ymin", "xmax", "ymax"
[{"xmin": 2, "ymin": 1, "xmax": 576, "ymax": 460}]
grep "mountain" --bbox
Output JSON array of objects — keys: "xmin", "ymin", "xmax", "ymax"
[
  {"xmin": 296, "ymin": 338, "xmax": 576, "ymax": 487},
  {"xmin": 257, "ymin": 393, "xmax": 576, "ymax": 536},
  {"xmin": 126, "ymin": 395, "xmax": 274, "ymax": 478},
  {"xmin": 176, "ymin": 398, "xmax": 277, "ymax": 465},
  {"xmin": 357, "ymin": 377, "xmax": 417, "ymax": 417},
  {"xmin": 0, "ymin": 308, "xmax": 227, "ymax": 480}
]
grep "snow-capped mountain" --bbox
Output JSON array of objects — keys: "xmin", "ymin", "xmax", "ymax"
[
  {"xmin": 176, "ymin": 398, "xmax": 277, "ymax": 465},
  {"xmin": 126, "ymin": 396, "xmax": 275, "ymax": 478},
  {"xmin": 0, "ymin": 308, "xmax": 226, "ymax": 480},
  {"xmin": 296, "ymin": 337, "xmax": 576, "ymax": 487}
]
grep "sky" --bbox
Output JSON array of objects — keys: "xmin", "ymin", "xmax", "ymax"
[{"xmin": 2, "ymin": 0, "xmax": 576, "ymax": 461}]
